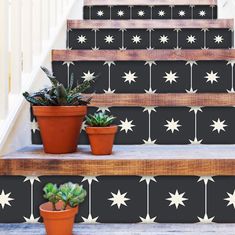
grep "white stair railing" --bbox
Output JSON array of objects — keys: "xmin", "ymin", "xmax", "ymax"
[{"xmin": 0, "ymin": 0, "xmax": 77, "ymax": 153}]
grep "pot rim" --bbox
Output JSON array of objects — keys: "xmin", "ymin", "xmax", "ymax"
[
  {"xmin": 39, "ymin": 202, "xmax": 78, "ymax": 213},
  {"xmin": 86, "ymin": 125, "xmax": 118, "ymax": 134}
]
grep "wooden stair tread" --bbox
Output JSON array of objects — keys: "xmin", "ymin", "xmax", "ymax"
[
  {"xmin": 1, "ymin": 223, "xmax": 235, "ymax": 235},
  {"xmin": 2, "ymin": 145, "xmax": 235, "ymax": 176},
  {"xmin": 67, "ymin": 19, "xmax": 233, "ymax": 29},
  {"xmin": 52, "ymin": 49, "xmax": 235, "ymax": 61},
  {"xmin": 85, "ymin": 93, "xmax": 235, "ymax": 107},
  {"xmin": 84, "ymin": 0, "xmax": 217, "ymax": 6}
]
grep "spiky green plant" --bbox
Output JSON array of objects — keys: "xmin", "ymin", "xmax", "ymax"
[
  {"xmin": 23, "ymin": 67, "xmax": 94, "ymax": 106},
  {"xmin": 86, "ymin": 112, "xmax": 116, "ymax": 127},
  {"xmin": 43, "ymin": 182, "xmax": 87, "ymax": 211}
]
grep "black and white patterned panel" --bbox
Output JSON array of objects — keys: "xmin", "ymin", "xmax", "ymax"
[
  {"xmin": 3, "ymin": 176, "xmax": 235, "ymax": 223},
  {"xmin": 68, "ymin": 28, "xmax": 233, "ymax": 50},
  {"xmin": 31, "ymin": 107, "xmax": 235, "ymax": 145},
  {"xmin": 83, "ymin": 5, "xmax": 218, "ymax": 20},
  {"xmin": 52, "ymin": 61, "xmax": 235, "ymax": 93}
]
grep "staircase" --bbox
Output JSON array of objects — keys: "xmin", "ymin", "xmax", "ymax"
[{"xmin": 3, "ymin": 0, "xmax": 235, "ymax": 232}]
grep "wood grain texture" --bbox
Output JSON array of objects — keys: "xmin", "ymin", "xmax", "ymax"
[
  {"xmin": 84, "ymin": 0, "xmax": 217, "ymax": 6},
  {"xmin": 85, "ymin": 93, "xmax": 235, "ymax": 107},
  {"xmin": 2, "ymin": 145, "xmax": 235, "ymax": 176},
  {"xmin": 1, "ymin": 223, "xmax": 235, "ymax": 235},
  {"xmin": 52, "ymin": 49, "xmax": 235, "ymax": 62},
  {"xmin": 67, "ymin": 19, "xmax": 233, "ymax": 30}
]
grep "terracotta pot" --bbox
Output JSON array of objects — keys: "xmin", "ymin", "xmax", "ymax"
[
  {"xmin": 86, "ymin": 125, "xmax": 118, "ymax": 155},
  {"xmin": 33, "ymin": 106, "xmax": 87, "ymax": 154},
  {"xmin": 40, "ymin": 201, "xmax": 78, "ymax": 235}
]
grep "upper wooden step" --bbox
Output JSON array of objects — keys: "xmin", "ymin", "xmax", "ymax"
[
  {"xmin": 1, "ymin": 145, "xmax": 235, "ymax": 176},
  {"xmin": 84, "ymin": 0, "xmax": 217, "ymax": 6},
  {"xmin": 52, "ymin": 49, "xmax": 235, "ymax": 61},
  {"xmin": 68, "ymin": 19, "xmax": 233, "ymax": 29}
]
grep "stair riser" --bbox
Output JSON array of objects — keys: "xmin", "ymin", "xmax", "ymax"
[
  {"xmin": 31, "ymin": 107, "xmax": 235, "ymax": 145},
  {"xmin": 84, "ymin": 5, "xmax": 217, "ymax": 20},
  {"xmin": 1, "ymin": 175, "xmax": 235, "ymax": 223},
  {"xmin": 53, "ymin": 61, "xmax": 235, "ymax": 93},
  {"xmin": 69, "ymin": 28, "xmax": 233, "ymax": 50}
]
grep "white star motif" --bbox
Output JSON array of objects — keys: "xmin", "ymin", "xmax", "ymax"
[
  {"xmin": 132, "ymin": 35, "xmax": 142, "ymax": 44},
  {"xmin": 198, "ymin": 214, "xmax": 214, "ymax": 223},
  {"xmin": 199, "ymin": 10, "xmax": 206, "ymax": 17},
  {"xmin": 205, "ymin": 70, "xmax": 219, "ymax": 84},
  {"xmin": 97, "ymin": 107, "xmax": 110, "ymax": 113},
  {"xmin": 119, "ymin": 118, "xmax": 135, "ymax": 133},
  {"xmin": 31, "ymin": 119, "xmax": 39, "ymax": 133},
  {"xmin": 159, "ymin": 35, "xmax": 169, "ymax": 44},
  {"xmin": 166, "ymin": 190, "xmax": 188, "ymax": 209},
  {"xmin": 187, "ymin": 35, "xmax": 197, "ymax": 44},
  {"xmin": 82, "ymin": 214, "xmax": 99, "ymax": 224},
  {"xmin": 117, "ymin": 10, "xmax": 124, "ymax": 17},
  {"xmin": 81, "ymin": 121, "xmax": 87, "ymax": 132},
  {"xmin": 97, "ymin": 10, "xmax": 104, "ymax": 17},
  {"xmin": 225, "ymin": 190, "xmax": 235, "ymax": 209},
  {"xmin": 122, "ymin": 70, "xmax": 138, "ymax": 84},
  {"xmin": 82, "ymin": 70, "xmax": 96, "ymax": 82},
  {"xmin": 24, "ymin": 214, "xmax": 40, "ymax": 223},
  {"xmin": 158, "ymin": 10, "xmax": 165, "ymax": 17},
  {"xmin": 164, "ymin": 118, "xmax": 182, "ymax": 133},
  {"xmin": 210, "ymin": 118, "xmax": 227, "ymax": 134},
  {"xmin": 24, "ymin": 176, "xmax": 40, "ymax": 185},
  {"xmin": 138, "ymin": 10, "xmax": 145, "ymax": 17},
  {"xmin": 197, "ymin": 176, "xmax": 214, "ymax": 185},
  {"xmin": 214, "ymin": 35, "xmax": 224, "ymax": 44},
  {"xmin": 0, "ymin": 190, "xmax": 14, "ymax": 209},
  {"xmin": 82, "ymin": 176, "xmax": 99, "ymax": 184},
  {"xmin": 77, "ymin": 35, "xmax": 87, "ymax": 44},
  {"xmin": 108, "ymin": 190, "xmax": 130, "ymax": 209},
  {"xmin": 164, "ymin": 70, "xmax": 179, "ymax": 84},
  {"xmin": 178, "ymin": 10, "xmax": 186, "ymax": 17},
  {"xmin": 139, "ymin": 215, "xmax": 157, "ymax": 223},
  {"xmin": 104, "ymin": 35, "xmax": 114, "ymax": 44},
  {"xmin": 143, "ymin": 138, "xmax": 157, "ymax": 145},
  {"xmin": 139, "ymin": 176, "xmax": 156, "ymax": 185}
]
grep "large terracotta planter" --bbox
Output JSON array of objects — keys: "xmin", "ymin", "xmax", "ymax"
[
  {"xmin": 86, "ymin": 125, "xmax": 118, "ymax": 155},
  {"xmin": 40, "ymin": 201, "xmax": 78, "ymax": 235},
  {"xmin": 33, "ymin": 106, "xmax": 87, "ymax": 154}
]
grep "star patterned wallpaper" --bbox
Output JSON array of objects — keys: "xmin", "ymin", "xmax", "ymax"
[
  {"xmin": 68, "ymin": 28, "xmax": 233, "ymax": 50},
  {"xmin": 3, "ymin": 176, "xmax": 235, "ymax": 224},
  {"xmin": 83, "ymin": 5, "xmax": 217, "ymax": 20}
]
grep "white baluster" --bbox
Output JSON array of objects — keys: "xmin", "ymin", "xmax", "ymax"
[
  {"xmin": 33, "ymin": 0, "xmax": 42, "ymax": 55},
  {"xmin": 50, "ymin": 0, "xmax": 56, "ymax": 28},
  {"xmin": 0, "ymin": 0, "xmax": 9, "ymax": 119},
  {"xmin": 11, "ymin": 0, "xmax": 22, "ymax": 95},
  {"xmin": 42, "ymin": 0, "xmax": 50, "ymax": 40},
  {"xmin": 22, "ymin": 0, "xmax": 32, "ymax": 73}
]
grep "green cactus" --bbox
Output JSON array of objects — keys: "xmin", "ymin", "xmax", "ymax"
[
  {"xmin": 43, "ymin": 182, "xmax": 87, "ymax": 211},
  {"xmin": 23, "ymin": 66, "xmax": 94, "ymax": 106},
  {"xmin": 86, "ymin": 112, "xmax": 116, "ymax": 127}
]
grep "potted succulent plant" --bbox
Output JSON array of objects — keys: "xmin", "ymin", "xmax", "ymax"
[
  {"xmin": 40, "ymin": 182, "xmax": 87, "ymax": 235},
  {"xmin": 85, "ymin": 112, "xmax": 117, "ymax": 155},
  {"xmin": 23, "ymin": 67, "xmax": 93, "ymax": 154}
]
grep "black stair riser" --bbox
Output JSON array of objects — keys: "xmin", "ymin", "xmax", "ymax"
[
  {"xmin": 31, "ymin": 106, "xmax": 235, "ymax": 145},
  {"xmin": 53, "ymin": 61, "xmax": 235, "ymax": 93},
  {"xmin": 2, "ymin": 175, "xmax": 235, "ymax": 223},
  {"xmin": 84, "ymin": 5, "xmax": 217, "ymax": 20},
  {"xmin": 68, "ymin": 28, "xmax": 233, "ymax": 50}
]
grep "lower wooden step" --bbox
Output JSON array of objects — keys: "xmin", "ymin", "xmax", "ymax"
[
  {"xmin": 1, "ymin": 223, "xmax": 235, "ymax": 235},
  {"xmin": 2, "ymin": 145, "xmax": 235, "ymax": 176}
]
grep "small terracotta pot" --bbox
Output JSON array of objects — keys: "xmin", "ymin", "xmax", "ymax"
[
  {"xmin": 33, "ymin": 106, "xmax": 87, "ymax": 154},
  {"xmin": 86, "ymin": 125, "xmax": 118, "ymax": 155},
  {"xmin": 40, "ymin": 201, "xmax": 78, "ymax": 235}
]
